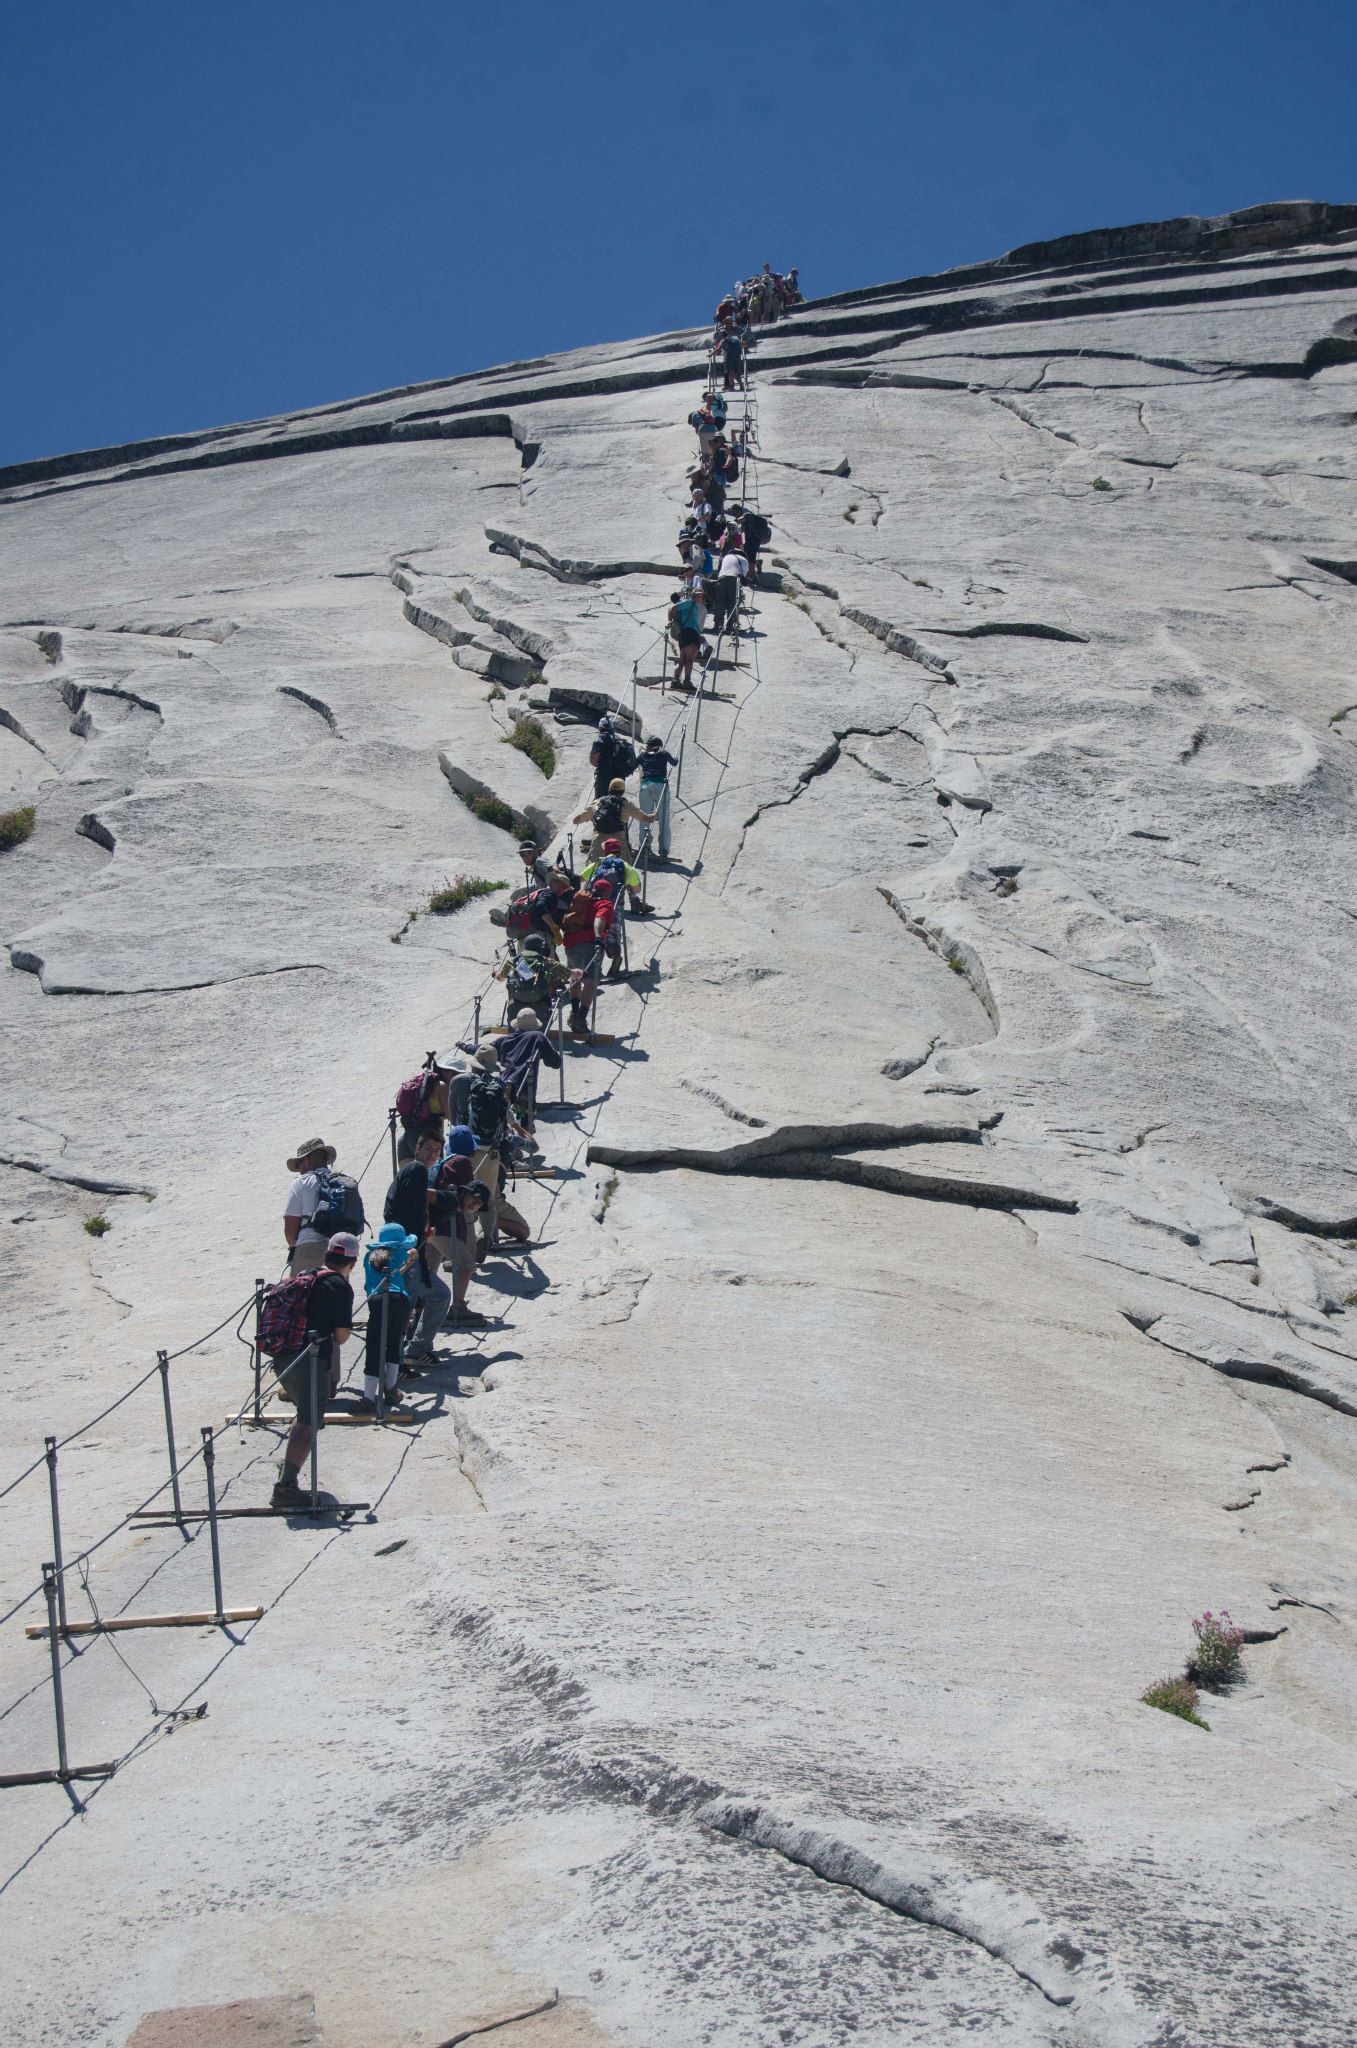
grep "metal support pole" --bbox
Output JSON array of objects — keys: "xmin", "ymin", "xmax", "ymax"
[
  {"xmin": 631, "ymin": 661, "xmax": 638, "ymax": 737},
  {"xmin": 200, "ymin": 1427, "xmax": 225, "ymax": 1626},
  {"xmin": 251, "ymin": 1276, "xmax": 266, "ymax": 1425},
  {"xmin": 44, "ymin": 1438, "xmax": 69, "ymax": 1638},
  {"xmin": 41, "ymin": 1565, "xmax": 71, "ymax": 1778},
  {"xmin": 157, "ymin": 1349, "xmax": 184, "ymax": 1526},
  {"xmin": 557, "ymin": 994, "xmax": 566, "ymax": 1099},
  {"xmin": 676, "ymin": 727, "xmax": 686, "ymax": 798},
  {"xmin": 308, "ymin": 1346, "xmax": 320, "ymax": 1508},
  {"xmin": 388, "ymin": 1108, "xmax": 399, "ymax": 1177},
  {"xmin": 640, "ymin": 832, "xmax": 650, "ymax": 911},
  {"xmin": 473, "ymin": 993, "xmax": 482, "ymax": 1045}
]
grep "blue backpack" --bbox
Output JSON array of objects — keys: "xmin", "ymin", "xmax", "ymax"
[{"xmin": 591, "ymin": 855, "xmax": 627, "ymax": 901}]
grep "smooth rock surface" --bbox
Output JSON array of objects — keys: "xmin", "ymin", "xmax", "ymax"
[{"xmin": 2, "ymin": 203, "xmax": 1357, "ymax": 2046}]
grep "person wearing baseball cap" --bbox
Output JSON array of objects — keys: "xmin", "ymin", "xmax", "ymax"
[{"xmin": 271, "ymin": 1231, "xmax": 358, "ymax": 1511}]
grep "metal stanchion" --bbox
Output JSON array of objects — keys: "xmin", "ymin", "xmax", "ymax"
[
  {"xmin": 157, "ymin": 1349, "xmax": 184, "ymax": 1527},
  {"xmin": 557, "ymin": 994, "xmax": 566, "ymax": 1100},
  {"xmin": 200, "ymin": 1428, "xmax": 225, "ymax": 1626},
  {"xmin": 308, "ymin": 1346, "xmax": 321, "ymax": 1508},
  {"xmin": 44, "ymin": 1438, "xmax": 68, "ymax": 1639},
  {"xmin": 376, "ymin": 1283, "xmax": 390, "ymax": 1420},
  {"xmin": 251, "ymin": 1276, "xmax": 266, "ymax": 1425},
  {"xmin": 631, "ymin": 660, "xmax": 638, "ymax": 737},
  {"xmin": 42, "ymin": 1566, "xmax": 70, "ymax": 1778},
  {"xmin": 676, "ymin": 727, "xmax": 686, "ymax": 798},
  {"xmin": 388, "ymin": 1108, "xmax": 398, "ymax": 1176},
  {"xmin": 473, "ymin": 993, "xmax": 482, "ymax": 1045}
]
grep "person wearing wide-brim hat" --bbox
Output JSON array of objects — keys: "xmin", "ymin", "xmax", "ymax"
[{"xmin": 283, "ymin": 1137, "xmax": 340, "ymax": 1275}]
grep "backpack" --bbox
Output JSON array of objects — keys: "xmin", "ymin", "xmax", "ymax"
[
  {"xmin": 468, "ymin": 1074, "xmax": 507, "ymax": 1147},
  {"xmin": 505, "ymin": 887, "xmax": 554, "ymax": 940},
  {"xmin": 592, "ymin": 793, "xmax": 625, "ymax": 835},
  {"xmin": 394, "ymin": 1060, "xmax": 436, "ymax": 1118},
  {"xmin": 591, "ymin": 854, "xmax": 626, "ymax": 901},
  {"xmin": 259, "ymin": 1268, "xmax": 326, "ymax": 1357},
  {"xmin": 507, "ymin": 957, "xmax": 551, "ymax": 1008},
  {"xmin": 744, "ymin": 512, "xmax": 771, "ymax": 546},
  {"xmin": 307, "ymin": 1169, "xmax": 365, "ymax": 1239},
  {"xmin": 602, "ymin": 736, "xmax": 636, "ymax": 781}
]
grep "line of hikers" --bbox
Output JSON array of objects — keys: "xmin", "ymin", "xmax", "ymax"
[
  {"xmin": 256, "ymin": 281, "xmax": 768, "ymax": 1511},
  {"xmin": 711, "ymin": 261, "xmax": 802, "ymax": 389}
]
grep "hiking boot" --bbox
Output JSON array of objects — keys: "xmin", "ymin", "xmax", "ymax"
[
  {"xmin": 451, "ymin": 1306, "xmax": 491, "ymax": 1327},
  {"xmin": 270, "ymin": 1475, "xmax": 310, "ymax": 1511}
]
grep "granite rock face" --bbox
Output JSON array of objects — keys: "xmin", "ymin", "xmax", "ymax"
[{"xmin": 2, "ymin": 203, "xmax": 1357, "ymax": 2047}]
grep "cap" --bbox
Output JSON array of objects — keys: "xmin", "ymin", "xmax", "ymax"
[
  {"xmin": 287, "ymin": 1137, "xmax": 335, "ymax": 1172},
  {"xmin": 326, "ymin": 1231, "xmax": 360, "ymax": 1260},
  {"xmin": 444, "ymin": 1124, "xmax": 476, "ymax": 1155},
  {"xmin": 517, "ymin": 839, "xmax": 539, "ymax": 854},
  {"xmin": 602, "ymin": 836, "xmax": 623, "ymax": 854}
]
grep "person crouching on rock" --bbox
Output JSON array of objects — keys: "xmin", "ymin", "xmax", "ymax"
[
  {"xmin": 383, "ymin": 1134, "xmax": 452, "ymax": 1366},
  {"xmin": 361, "ymin": 1223, "xmax": 420, "ymax": 1412},
  {"xmin": 467, "ymin": 1046, "xmax": 532, "ymax": 1250}
]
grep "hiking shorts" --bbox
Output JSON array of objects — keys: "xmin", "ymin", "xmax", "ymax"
[
  {"xmin": 275, "ymin": 1342, "xmax": 337, "ymax": 1425},
  {"xmin": 430, "ymin": 1229, "xmax": 477, "ymax": 1279}
]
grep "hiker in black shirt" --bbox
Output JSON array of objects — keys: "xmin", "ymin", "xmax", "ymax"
[
  {"xmin": 271, "ymin": 1235, "xmax": 358, "ymax": 1510},
  {"xmin": 590, "ymin": 716, "xmax": 637, "ymax": 797},
  {"xmin": 383, "ymin": 1134, "xmax": 452, "ymax": 1364}
]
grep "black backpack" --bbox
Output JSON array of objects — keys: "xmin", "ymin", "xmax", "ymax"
[
  {"xmin": 307, "ymin": 1169, "xmax": 365, "ymax": 1240},
  {"xmin": 468, "ymin": 1075, "xmax": 507, "ymax": 1148},
  {"xmin": 745, "ymin": 512, "xmax": 771, "ymax": 546},
  {"xmin": 592, "ymin": 793, "xmax": 625, "ymax": 835}
]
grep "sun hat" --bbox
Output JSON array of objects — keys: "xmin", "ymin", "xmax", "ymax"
[
  {"xmin": 473, "ymin": 1045, "xmax": 500, "ymax": 1069},
  {"xmin": 512, "ymin": 1008, "xmax": 540, "ymax": 1030},
  {"xmin": 287, "ymin": 1137, "xmax": 335, "ymax": 1173}
]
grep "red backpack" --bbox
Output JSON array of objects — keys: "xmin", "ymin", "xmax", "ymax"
[
  {"xmin": 395, "ymin": 1069, "xmax": 433, "ymax": 1118},
  {"xmin": 259, "ymin": 1268, "xmax": 326, "ymax": 1357}
]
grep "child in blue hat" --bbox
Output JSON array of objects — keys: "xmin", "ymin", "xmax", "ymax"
[{"xmin": 362, "ymin": 1221, "xmax": 418, "ymax": 1408}]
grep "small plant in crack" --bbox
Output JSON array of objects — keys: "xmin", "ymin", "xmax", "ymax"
[
  {"xmin": 520, "ymin": 667, "xmax": 546, "ymax": 691},
  {"xmin": 597, "ymin": 1172, "xmax": 619, "ymax": 1219},
  {"xmin": 948, "ymin": 957, "xmax": 967, "ymax": 975},
  {"xmin": 1141, "ymin": 1676, "xmax": 1209, "ymax": 1730},
  {"xmin": 84, "ymin": 1214, "xmax": 111, "ymax": 1237},
  {"xmin": 0, "ymin": 803, "xmax": 36, "ymax": 851},
  {"xmin": 428, "ymin": 876, "xmax": 508, "ymax": 916},
  {"xmin": 486, "ymin": 683, "xmax": 506, "ymax": 702},
  {"xmin": 505, "ymin": 714, "xmax": 556, "ymax": 778},
  {"xmin": 455, "ymin": 788, "xmax": 533, "ymax": 839},
  {"xmin": 1091, "ymin": 477, "xmax": 1114, "ymax": 492},
  {"xmin": 1188, "ymin": 1609, "xmax": 1244, "ymax": 1688}
]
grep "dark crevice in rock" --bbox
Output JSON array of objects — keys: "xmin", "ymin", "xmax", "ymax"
[
  {"xmin": 841, "ymin": 606, "xmax": 956, "ymax": 680},
  {"xmin": 0, "ymin": 1150, "xmax": 155, "ymax": 1197},
  {"xmin": 75, "ymin": 813, "xmax": 116, "ymax": 852},
  {"xmin": 7, "ymin": 950, "xmax": 331, "ymax": 998},
  {"xmin": 675, "ymin": 1078, "xmax": 768, "ymax": 1128},
  {"xmin": 485, "ymin": 526, "xmax": 674, "ymax": 584},
  {"xmin": 929, "ymin": 621, "xmax": 1089, "ymax": 644},
  {"xmin": 1140, "ymin": 1317, "xmax": 1357, "ymax": 1417},
  {"xmin": 0, "ymin": 705, "xmax": 52, "ymax": 759},
  {"xmin": 1249, "ymin": 1198, "xmax": 1357, "ymax": 1239},
  {"xmin": 277, "ymin": 685, "xmax": 343, "ymax": 736},
  {"xmin": 1305, "ymin": 555, "xmax": 1357, "ymax": 585}
]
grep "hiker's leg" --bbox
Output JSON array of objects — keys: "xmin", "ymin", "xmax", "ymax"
[
  {"xmin": 472, "ymin": 1149, "xmax": 502, "ymax": 1246},
  {"xmin": 655, "ymin": 779, "xmax": 672, "ymax": 857},
  {"xmin": 287, "ymin": 1239, "xmax": 327, "ymax": 1277},
  {"xmin": 362, "ymin": 1307, "xmax": 383, "ymax": 1401},
  {"xmin": 496, "ymin": 1193, "xmax": 531, "ymax": 1241},
  {"xmin": 383, "ymin": 1297, "xmax": 409, "ymax": 1391},
  {"xmin": 283, "ymin": 1421, "xmax": 312, "ymax": 1476},
  {"xmin": 409, "ymin": 1264, "xmax": 451, "ymax": 1353}
]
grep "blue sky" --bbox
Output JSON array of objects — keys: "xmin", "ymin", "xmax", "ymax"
[{"xmin": 2, "ymin": 0, "xmax": 1354, "ymax": 466}]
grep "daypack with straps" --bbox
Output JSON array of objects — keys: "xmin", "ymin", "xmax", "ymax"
[
  {"xmin": 744, "ymin": 512, "xmax": 771, "ymax": 546},
  {"xmin": 395, "ymin": 1059, "xmax": 436, "ymax": 1119},
  {"xmin": 259, "ymin": 1268, "xmax": 326, "ymax": 1357},
  {"xmin": 590, "ymin": 854, "xmax": 627, "ymax": 901},
  {"xmin": 505, "ymin": 886, "xmax": 556, "ymax": 939},
  {"xmin": 506, "ymin": 955, "xmax": 553, "ymax": 1009},
  {"xmin": 307, "ymin": 1168, "xmax": 365, "ymax": 1239},
  {"xmin": 592, "ymin": 793, "xmax": 625, "ymax": 835}
]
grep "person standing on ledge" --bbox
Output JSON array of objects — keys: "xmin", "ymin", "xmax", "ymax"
[
  {"xmin": 638, "ymin": 734, "xmax": 679, "ymax": 860},
  {"xmin": 271, "ymin": 1232, "xmax": 357, "ymax": 1510},
  {"xmin": 590, "ymin": 714, "xmax": 637, "ymax": 797}
]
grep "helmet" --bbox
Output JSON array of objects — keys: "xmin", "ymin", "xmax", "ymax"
[{"xmin": 598, "ymin": 716, "xmax": 612, "ymax": 733}]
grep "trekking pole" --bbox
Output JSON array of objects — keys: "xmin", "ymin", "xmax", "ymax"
[
  {"xmin": 41, "ymin": 1565, "xmax": 71, "ymax": 1780},
  {"xmin": 157, "ymin": 1350, "xmax": 184, "ymax": 1527},
  {"xmin": 251, "ymin": 1276, "xmax": 266, "ymax": 1425},
  {"xmin": 308, "ymin": 1346, "xmax": 321, "ymax": 1508},
  {"xmin": 387, "ymin": 1108, "xmax": 398, "ymax": 1177},
  {"xmin": 44, "ymin": 1438, "xmax": 69, "ymax": 1638},
  {"xmin": 200, "ymin": 1428, "xmax": 225, "ymax": 1626}
]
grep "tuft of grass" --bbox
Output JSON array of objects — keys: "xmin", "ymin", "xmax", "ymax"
[
  {"xmin": 505, "ymin": 713, "xmax": 556, "ymax": 779},
  {"xmin": 1189, "ymin": 1609, "xmax": 1244, "ymax": 1688},
  {"xmin": 1344, "ymin": 1289, "xmax": 1357, "ymax": 1307},
  {"xmin": 597, "ymin": 1171, "xmax": 619, "ymax": 1219},
  {"xmin": 948, "ymin": 957, "xmax": 967, "ymax": 975},
  {"xmin": 0, "ymin": 804, "xmax": 37, "ymax": 852},
  {"xmin": 520, "ymin": 667, "xmax": 546, "ymax": 691},
  {"xmin": 455, "ymin": 788, "xmax": 533, "ymax": 839},
  {"xmin": 84, "ymin": 1214, "xmax": 111, "ymax": 1237},
  {"xmin": 428, "ymin": 875, "xmax": 508, "ymax": 916},
  {"xmin": 486, "ymin": 683, "xmax": 506, "ymax": 702},
  {"xmin": 1142, "ymin": 1676, "xmax": 1209, "ymax": 1729},
  {"xmin": 1091, "ymin": 476, "xmax": 1114, "ymax": 492}
]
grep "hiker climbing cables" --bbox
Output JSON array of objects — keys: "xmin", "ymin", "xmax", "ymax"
[
  {"xmin": 583, "ymin": 836, "xmax": 648, "ymax": 919},
  {"xmin": 590, "ymin": 714, "xmax": 637, "ymax": 796},
  {"xmin": 283, "ymin": 1138, "xmax": 365, "ymax": 1275},
  {"xmin": 638, "ymin": 736, "xmax": 679, "ymax": 860},
  {"xmin": 260, "ymin": 1233, "xmax": 359, "ymax": 1509},
  {"xmin": 572, "ymin": 779, "xmax": 655, "ymax": 861}
]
